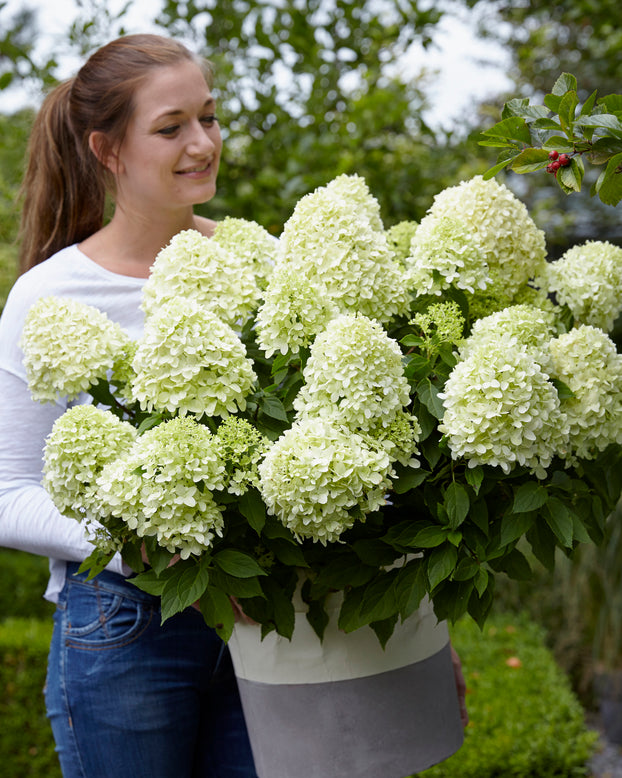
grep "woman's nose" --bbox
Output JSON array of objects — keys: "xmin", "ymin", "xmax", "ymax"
[{"xmin": 187, "ymin": 120, "xmax": 219, "ymax": 155}]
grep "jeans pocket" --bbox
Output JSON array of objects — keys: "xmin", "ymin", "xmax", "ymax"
[{"xmin": 64, "ymin": 581, "xmax": 153, "ymax": 649}]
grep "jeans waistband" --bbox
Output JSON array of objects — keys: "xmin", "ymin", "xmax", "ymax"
[{"xmin": 65, "ymin": 561, "xmax": 159, "ymax": 605}]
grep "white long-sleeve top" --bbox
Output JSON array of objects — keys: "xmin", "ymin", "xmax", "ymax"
[{"xmin": 0, "ymin": 245, "xmax": 146, "ymax": 602}]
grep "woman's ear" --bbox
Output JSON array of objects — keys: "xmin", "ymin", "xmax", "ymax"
[{"xmin": 88, "ymin": 131, "xmax": 122, "ymax": 174}]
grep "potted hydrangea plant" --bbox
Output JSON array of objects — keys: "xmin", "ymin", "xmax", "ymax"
[{"xmin": 21, "ymin": 170, "xmax": 622, "ymax": 777}]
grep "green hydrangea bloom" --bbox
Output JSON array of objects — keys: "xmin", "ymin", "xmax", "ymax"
[
  {"xmin": 548, "ymin": 325, "xmax": 622, "ymax": 462},
  {"xmin": 279, "ymin": 181, "xmax": 410, "ymax": 324},
  {"xmin": 460, "ymin": 304, "xmax": 559, "ymax": 368},
  {"xmin": 543, "ymin": 241, "xmax": 622, "ymax": 332},
  {"xmin": 258, "ymin": 417, "xmax": 393, "ymax": 544},
  {"xmin": 364, "ymin": 410, "xmax": 422, "ymax": 467},
  {"xmin": 142, "ymin": 229, "xmax": 260, "ymax": 326},
  {"xmin": 255, "ymin": 264, "xmax": 338, "ymax": 356},
  {"xmin": 131, "ymin": 298, "xmax": 256, "ymax": 418},
  {"xmin": 323, "ymin": 173, "xmax": 384, "ymax": 231},
  {"xmin": 427, "ymin": 176, "xmax": 547, "ymax": 299},
  {"xmin": 293, "ymin": 314, "xmax": 411, "ymax": 432},
  {"xmin": 386, "ymin": 221, "xmax": 419, "ymax": 265},
  {"xmin": 412, "ymin": 300, "xmax": 465, "ymax": 346},
  {"xmin": 214, "ymin": 416, "xmax": 272, "ymax": 495},
  {"xmin": 406, "ymin": 214, "xmax": 490, "ymax": 295},
  {"xmin": 20, "ymin": 296, "xmax": 130, "ymax": 402},
  {"xmin": 43, "ymin": 405, "xmax": 137, "ymax": 522},
  {"xmin": 439, "ymin": 342, "xmax": 569, "ymax": 477},
  {"xmin": 212, "ymin": 216, "xmax": 277, "ymax": 290},
  {"xmin": 97, "ymin": 417, "xmax": 226, "ymax": 558}
]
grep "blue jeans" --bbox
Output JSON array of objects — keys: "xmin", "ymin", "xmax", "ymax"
[{"xmin": 45, "ymin": 562, "xmax": 258, "ymax": 778}]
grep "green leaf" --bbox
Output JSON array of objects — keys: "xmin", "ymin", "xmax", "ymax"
[
  {"xmin": 359, "ymin": 570, "xmax": 399, "ymax": 622},
  {"xmin": 544, "ymin": 93, "xmax": 562, "ymax": 113},
  {"xmin": 259, "ymin": 395, "xmax": 289, "ymax": 422},
  {"xmin": 509, "ymin": 147, "xmax": 551, "ymax": 173},
  {"xmin": 557, "ymin": 90, "xmax": 579, "ymax": 134},
  {"xmin": 427, "ymin": 544, "xmax": 458, "ymax": 590},
  {"xmin": 130, "ymin": 568, "xmax": 169, "ymax": 596},
  {"xmin": 305, "ymin": 598, "xmax": 330, "ymax": 641},
  {"xmin": 497, "ymin": 548, "xmax": 532, "ymax": 580},
  {"xmin": 160, "ymin": 562, "xmax": 211, "ymax": 622},
  {"xmin": 512, "ymin": 482, "xmax": 548, "ymax": 514},
  {"xmin": 479, "ymin": 116, "xmax": 532, "ymax": 147},
  {"xmin": 550, "ymin": 377, "xmax": 576, "ymax": 400},
  {"xmin": 199, "ymin": 585, "xmax": 235, "ymax": 643},
  {"xmin": 370, "ymin": 614, "xmax": 399, "ymax": 649},
  {"xmin": 207, "ymin": 567, "xmax": 265, "ymax": 599},
  {"xmin": 413, "ymin": 525, "xmax": 449, "ymax": 548},
  {"xmin": 552, "ymin": 73, "xmax": 578, "ymax": 96},
  {"xmin": 144, "ymin": 536, "xmax": 176, "ymax": 575},
  {"xmin": 337, "ymin": 586, "xmax": 367, "ymax": 633},
  {"xmin": 392, "ymin": 467, "xmax": 429, "ymax": 494},
  {"xmin": 580, "ymin": 90, "xmax": 598, "ymax": 116},
  {"xmin": 417, "ymin": 378, "xmax": 445, "ymax": 419},
  {"xmin": 270, "ymin": 583, "xmax": 296, "ymax": 640},
  {"xmin": 452, "ymin": 556, "xmax": 480, "ymax": 581},
  {"xmin": 238, "ymin": 488, "xmax": 266, "ymax": 534},
  {"xmin": 558, "ymin": 156, "xmax": 584, "ymax": 193},
  {"xmin": 352, "ymin": 538, "xmax": 398, "ymax": 567},
  {"xmin": 544, "ymin": 498, "xmax": 574, "ymax": 548},
  {"xmin": 395, "ymin": 559, "xmax": 427, "ymax": 619},
  {"xmin": 542, "ymin": 135, "xmax": 576, "ymax": 152},
  {"xmin": 531, "ymin": 118, "xmax": 562, "ymax": 131},
  {"xmin": 527, "ymin": 522, "xmax": 557, "ymax": 571},
  {"xmin": 482, "ymin": 153, "xmax": 519, "ymax": 180},
  {"xmin": 404, "ymin": 353, "xmax": 433, "ymax": 381},
  {"xmin": 268, "ymin": 537, "xmax": 309, "ymax": 568},
  {"xmin": 594, "ymin": 152, "xmax": 622, "ymax": 206},
  {"xmin": 77, "ymin": 548, "xmax": 116, "ymax": 581},
  {"xmin": 444, "ymin": 482, "xmax": 470, "ymax": 529},
  {"xmin": 465, "ymin": 466, "xmax": 484, "ymax": 495},
  {"xmin": 575, "ymin": 113, "xmax": 622, "ymax": 140},
  {"xmin": 312, "ymin": 555, "xmax": 377, "ymax": 592},
  {"xmin": 499, "ymin": 511, "xmax": 536, "ymax": 546},
  {"xmin": 212, "ymin": 549, "xmax": 267, "ymax": 578}
]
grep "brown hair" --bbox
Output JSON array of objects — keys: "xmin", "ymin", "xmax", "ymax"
[{"xmin": 18, "ymin": 34, "xmax": 212, "ymax": 273}]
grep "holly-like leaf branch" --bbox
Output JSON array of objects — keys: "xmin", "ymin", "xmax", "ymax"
[{"xmin": 480, "ymin": 73, "xmax": 622, "ymax": 206}]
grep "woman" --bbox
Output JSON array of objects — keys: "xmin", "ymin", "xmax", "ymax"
[{"xmin": 0, "ymin": 34, "xmax": 258, "ymax": 778}]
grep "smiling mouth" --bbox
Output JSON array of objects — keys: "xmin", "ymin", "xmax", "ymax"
[{"xmin": 176, "ymin": 161, "xmax": 212, "ymax": 175}]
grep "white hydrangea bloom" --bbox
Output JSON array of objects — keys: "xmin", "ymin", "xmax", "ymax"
[
  {"xmin": 323, "ymin": 173, "xmax": 384, "ymax": 231},
  {"xmin": 212, "ymin": 216, "xmax": 278, "ymax": 290},
  {"xmin": 364, "ymin": 410, "xmax": 422, "ymax": 468},
  {"xmin": 141, "ymin": 229, "xmax": 260, "ymax": 326},
  {"xmin": 405, "ymin": 214, "xmax": 490, "ymax": 295},
  {"xmin": 427, "ymin": 176, "xmax": 547, "ymax": 299},
  {"xmin": 258, "ymin": 417, "xmax": 393, "ymax": 544},
  {"xmin": 548, "ymin": 325, "xmax": 622, "ymax": 461},
  {"xmin": 279, "ymin": 184, "xmax": 410, "ymax": 323},
  {"xmin": 21, "ymin": 296, "xmax": 130, "ymax": 402},
  {"xmin": 43, "ymin": 405, "xmax": 137, "ymax": 521},
  {"xmin": 542, "ymin": 241, "xmax": 622, "ymax": 332},
  {"xmin": 214, "ymin": 416, "xmax": 272, "ymax": 495},
  {"xmin": 293, "ymin": 314, "xmax": 411, "ymax": 432},
  {"xmin": 460, "ymin": 304, "xmax": 559, "ymax": 369},
  {"xmin": 439, "ymin": 342, "xmax": 569, "ymax": 476},
  {"xmin": 97, "ymin": 417, "xmax": 226, "ymax": 558},
  {"xmin": 131, "ymin": 298, "xmax": 256, "ymax": 418},
  {"xmin": 386, "ymin": 221, "xmax": 419, "ymax": 266},
  {"xmin": 255, "ymin": 264, "xmax": 338, "ymax": 356}
]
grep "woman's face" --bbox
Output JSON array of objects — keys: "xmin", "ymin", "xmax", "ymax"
[{"xmin": 113, "ymin": 60, "xmax": 222, "ymax": 214}]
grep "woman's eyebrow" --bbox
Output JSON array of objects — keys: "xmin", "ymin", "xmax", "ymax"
[{"xmin": 155, "ymin": 98, "xmax": 216, "ymax": 120}]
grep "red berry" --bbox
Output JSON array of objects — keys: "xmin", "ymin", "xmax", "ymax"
[
  {"xmin": 559, "ymin": 154, "xmax": 571, "ymax": 166},
  {"xmin": 548, "ymin": 150, "xmax": 559, "ymax": 160}
]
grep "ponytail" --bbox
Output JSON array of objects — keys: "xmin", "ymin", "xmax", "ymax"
[{"xmin": 18, "ymin": 79, "xmax": 105, "ymax": 273}]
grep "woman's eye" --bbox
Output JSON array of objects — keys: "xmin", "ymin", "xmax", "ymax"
[
  {"xmin": 201, "ymin": 114, "xmax": 219, "ymax": 127},
  {"xmin": 157, "ymin": 125, "xmax": 180, "ymax": 136}
]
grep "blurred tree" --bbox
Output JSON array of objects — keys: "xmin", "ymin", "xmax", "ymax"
[{"xmin": 157, "ymin": 0, "xmax": 484, "ymax": 229}]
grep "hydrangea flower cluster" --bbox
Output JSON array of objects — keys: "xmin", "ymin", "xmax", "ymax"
[
  {"xmin": 425, "ymin": 176, "xmax": 547, "ymax": 299},
  {"xmin": 258, "ymin": 417, "xmax": 393, "ymax": 543},
  {"xmin": 212, "ymin": 216, "xmax": 277, "ymax": 290},
  {"xmin": 542, "ymin": 241, "xmax": 622, "ymax": 332},
  {"xmin": 214, "ymin": 416, "xmax": 272, "ymax": 495},
  {"xmin": 293, "ymin": 313, "xmax": 412, "ymax": 433},
  {"xmin": 459, "ymin": 304, "xmax": 559, "ymax": 365},
  {"xmin": 131, "ymin": 298, "xmax": 256, "ymax": 418},
  {"xmin": 275, "ymin": 177, "xmax": 410, "ymax": 325},
  {"xmin": 385, "ymin": 221, "xmax": 419, "ymax": 265},
  {"xmin": 255, "ymin": 264, "xmax": 337, "ymax": 356},
  {"xmin": 364, "ymin": 410, "xmax": 422, "ymax": 467},
  {"xmin": 548, "ymin": 325, "xmax": 622, "ymax": 461},
  {"xmin": 323, "ymin": 173, "xmax": 384, "ymax": 231},
  {"xmin": 21, "ymin": 297, "xmax": 130, "ymax": 402},
  {"xmin": 43, "ymin": 405, "xmax": 137, "ymax": 522},
  {"xmin": 405, "ymin": 214, "xmax": 490, "ymax": 295},
  {"xmin": 141, "ymin": 229, "xmax": 259, "ymax": 326},
  {"xmin": 439, "ymin": 342, "xmax": 569, "ymax": 477},
  {"xmin": 412, "ymin": 300, "xmax": 465, "ymax": 347},
  {"xmin": 97, "ymin": 417, "xmax": 226, "ymax": 558}
]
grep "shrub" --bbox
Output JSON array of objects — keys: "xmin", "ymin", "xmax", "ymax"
[
  {"xmin": 415, "ymin": 613, "xmax": 597, "ymax": 777},
  {"xmin": 0, "ymin": 550, "xmax": 55, "ymax": 621},
  {"xmin": 0, "ymin": 618, "xmax": 60, "ymax": 777}
]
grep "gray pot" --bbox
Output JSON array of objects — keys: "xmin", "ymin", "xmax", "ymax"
[{"xmin": 228, "ymin": 597, "xmax": 464, "ymax": 778}]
